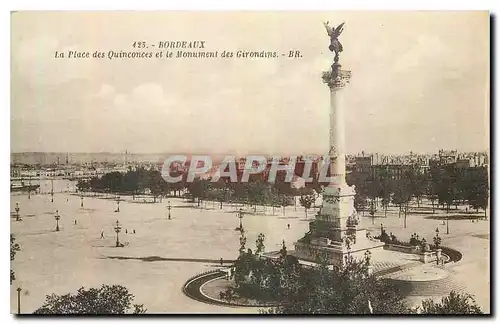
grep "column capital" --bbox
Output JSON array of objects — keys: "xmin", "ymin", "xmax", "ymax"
[{"xmin": 322, "ymin": 64, "xmax": 351, "ymax": 89}]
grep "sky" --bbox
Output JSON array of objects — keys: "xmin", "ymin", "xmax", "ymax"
[{"xmin": 10, "ymin": 11, "xmax": 490, "ymax": 155}]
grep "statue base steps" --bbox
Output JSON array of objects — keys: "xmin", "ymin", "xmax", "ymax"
[{"xmin": 293, "ymin": 228, "xmax": 385, "ymax": 267}]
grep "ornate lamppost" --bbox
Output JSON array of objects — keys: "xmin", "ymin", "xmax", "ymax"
[
  {"xmin": 235, "ymin": 208, "xmax": 244, "ymax": 231},
  {"xmin": 434, "ymin": 227, "xmax": 441, "ymax": 247},
  {"xmin": 80, "ymin": 194, "xmax": 84, "ymax": 208},
  {"xmin": 51, "ymin": 178, "xmax": 54, "ymax": 203},
  {"xmin": 15, "ymin": 203, "xmax": 21, "ymax": 221},
  {"xmin": 28, "ymin": 175, "xmax": 32, "ymax": 199},
  {"xmin": 16, "ymin": 287, "xmax": 22, "ymax": 314},
  {"xmin": 167, "ymin": 201, "xmax": 171, "ymax": 220},
  {"xmin": 114, "ymin": 220, "xmax": 122, "ymax": 247},
  {"xmin": 54, "ymin": 209, "xmax": 60, "ymax": 231},
  {"xmin": 370, "ymin": 200, "xmax": 376, "ymax": 225},
  {"xmin": 282, "ymin": 197, "xmax": 286, "ymax": 217},
  {"xmin": 446, "ymin": 216, "xmax": 449, "ymax": 234}
]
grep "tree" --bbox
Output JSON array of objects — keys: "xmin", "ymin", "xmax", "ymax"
[
  {"xmin": 247, "ymin": 176, "xmax": 269, "ymax": 212},
  {"xmin": 187, "ymin": 178, "xmax": 207, "ymax": 206},
  {"xmin": 299, "ymin": 195, "xmax": 315, "ymax": 218},
  {"xmin": 34, "ymin": 285, "xmax": 146, "ymax": 314},
  {"xmin": 393, "ymin": 171, "xmax": 413, "ymax": 227},
  {"xmin": 147, "ymin": 170, "xmax": 164, "ymax": 203},
  {"xmin": 376, "ymin": 167, "xmax": 392, "ymax": 217},
  {"xmin": 76, "ymin": 179, "xmax": 90, "ymax": 192},
  {"xmin": 261, "ymin": 257, "xmax": 483, "ymax": 315},
  {"xmin": 410, "ymin": 169, "xmax": 427, "ymax": 208},
  {"xmin": 419, "ymin": 291, "xmax": 483, "ymax": 314},
  {"xmin": 10, "ymin": 234, "xmax": 20, "ymax": 284},
  {"xmin": 354, "ymin": 183, "xmax": 368, "ymax": 217},
  {"xmin": 436, "ymin": 166, "xmax": 459, "ymax": 214},
  {"xmin": 122, "ymin": 169, "xmax": 139, "ymax": 199},
  {"xmin": 274, "ymin": 170, "xmax": 293, "ymax": 196},
  {"xmin": 264, "ymin": 256, "xmax": 410, "ymax": 314},
  {"xmin": 428, "ymin": 163, "xmax": 443, "ymax": 214},
  {"xmin": 467, "ymin": 166, "xmax": 489, "ymax": 219}
]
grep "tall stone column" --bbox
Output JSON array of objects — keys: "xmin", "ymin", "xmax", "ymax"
[
  {"xmin": 327, "ymin": 63, "xmax": 351, "ymax": 187},
  {"xmin": 293, "ymin": 22, "xmax": 385, "ymax": 267},
  {"xmin": 317, "ymin": 63, "xmax": 355, "ymax": 238}
]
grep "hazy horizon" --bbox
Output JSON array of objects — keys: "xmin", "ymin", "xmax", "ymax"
[
  {"xmin": 10, "ymin": 148, "xmax": 489, "ymax": 156},
  {"xmin": 11, "ymin": 11, "xmax": 490, "ymax": 155}
]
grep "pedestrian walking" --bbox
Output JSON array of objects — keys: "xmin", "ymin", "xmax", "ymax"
[
  {"xmin": 287, "ymin": 223, "xmax": 290, "ymax": 230},
  {"xmin": 133, "ymin": 229, "xmax": 136, "ymax": 234},
  {"xmin": 220, "ymin": 257, "xmax": 223, "ymax": 266},
  {"xmin": 100, "ymin": 231, "xmax": 104, "ymax": 239},
  {"xmin": 74, "ymin": 220, "xmax": 77, "ymax": 225}
]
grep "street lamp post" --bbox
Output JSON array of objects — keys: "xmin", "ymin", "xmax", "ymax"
[
  {"xmin": 370, "ymin": 200, "xmax": 375, "ymax": 225},
  {"xmin": 51, "ymin": 178, "xmax": 54, "ymax": 203},
  {"xmin": 434, "ymin": 227, "xmax": 441, "ymax": 246},
  {"xmin": 16, "ymin": 287, "xmax": 22, "ymax": 314},
  {"xmin": 114, "ymin": 220, "xmax": 122, "ymax": 247},
  {"xmin": 116, "ymin": 197, "xmax": 120, "ymax": 212},
  {"xmin": 15, "ymin": 203, "xmax": 21, "ymax": 221},
  {"xmin": 236, "ymin": 208, "xmax": 244, "ymax": 231},
  {"xmin": 446, "ymin": 216, "xmax": 449, "ymax": 234},
  {"xmin": 28, "ymin": 176, "xmax": 32, "ymax": 199},
  {"xmin": 54, "ymin": 210, "xmax": 60, "ymax": 231},
  {"xmin": 404, "ymin": 205, "xmax": 407, "ymax": 229},
  {"xmin": 80, "ymin": 194, "xmax": 84, "ymax": 208},
  {"xmin": 167, "ymin": 201, "xmax": 171, "ymax": 220}
]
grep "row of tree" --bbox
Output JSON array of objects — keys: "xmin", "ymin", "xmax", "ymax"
[
  {"xmin": 77, "ymin": 168, "xmax": 318, "ymax": 212},
  {"xmin": 76, "ymin": 162, "xmax": 489, "ymax": 222},
  {"xmin": 349, "ymin": 164, "xmax": 489, "ymax": 219}
]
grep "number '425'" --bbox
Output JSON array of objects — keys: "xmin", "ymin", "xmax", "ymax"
[{"xmin": 133, "ymin": 41, "xmax": 146, "ymax": 49}]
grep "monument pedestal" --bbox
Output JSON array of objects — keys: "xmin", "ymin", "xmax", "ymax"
[
  {"xmin": 294, "ymin": 184, "xmax": 385, "ymax": 267},
  {"xmin": 294, "ymin": 228, "xmax": 385, "ymax": 267}
]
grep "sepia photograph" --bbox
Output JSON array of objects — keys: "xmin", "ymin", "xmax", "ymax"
[{"xmin": 10, "ymin": 11, "xmax": 490, "ymax": 315}]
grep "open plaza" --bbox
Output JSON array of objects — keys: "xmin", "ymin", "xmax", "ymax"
[{"xmin": 10, "ymin": 179, "xmax": 490, "ymax": 313}]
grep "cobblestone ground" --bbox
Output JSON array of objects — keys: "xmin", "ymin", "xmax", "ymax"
[{"xmin": 10, "ymin": 181, "xmax": 490, "ymax": 313}]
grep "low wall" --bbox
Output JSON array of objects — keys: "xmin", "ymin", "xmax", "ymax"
[
  {"xmin": 439, "ymin": 246, "xmax": 463, "ymax": 263},
  {"xmin": 384, "ymin": 244, "xmax": 461, "ymax": 264},
  {"xmin": 182, "ymin": 270, "xmax": 276, "ymax": 308},
  {"xmin": 384, "ymin": 244, "xmax": 419, "ymax": 254}
]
